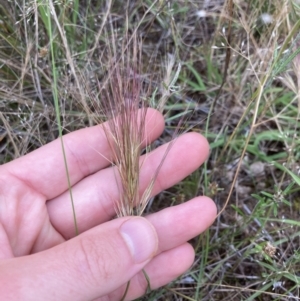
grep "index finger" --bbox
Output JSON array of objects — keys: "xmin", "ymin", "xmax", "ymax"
[{"xmin": 2, "ymin": 109, "xmax": 164, "ymax": 199}]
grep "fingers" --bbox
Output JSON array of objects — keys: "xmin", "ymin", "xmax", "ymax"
[
  {"xmin": 115, "ymin": 197, "xmax": 217, "ymax": 300},
  {"xmin": 0, "ymin": 217, "xmax": 158, "ymax": 301},
  {"xmin": 0, "ymin": 199, "xmax": 216, "ymax": 301},
  {"xmin": 146, "ymin": 196, "xmax": 216, "ymax": 253},
  {"xmin": 47, "ymin": 132, "xmax": 210, "ymax": 239},
  {"xmin": 0, "ymin": 174, "xmax": 65, "ymax": 258},
  {"xmin": 118, "ymin": 243, "xmax": 195, "ymax": 301},
  {"xmin": 2, "ymin": 109, "xmax": 164, "ymax": 200}
]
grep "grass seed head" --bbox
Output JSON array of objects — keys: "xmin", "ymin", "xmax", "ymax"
[{"xmin": 100, "ymin": 36, "xmax": 152, "ymax": 217}]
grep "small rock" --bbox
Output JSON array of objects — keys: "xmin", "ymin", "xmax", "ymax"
[{"xmin": 249, "ymin": 162, "xmax": 265, "ymax": 176}]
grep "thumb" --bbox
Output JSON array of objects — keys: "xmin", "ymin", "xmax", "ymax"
[{"xmin": 0, "ymin": 217, "xmax": 158, "ymax": 301}]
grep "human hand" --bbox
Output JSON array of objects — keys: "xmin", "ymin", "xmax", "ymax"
[{"xmin": 0, "ymin": 109, "xmax": 216, "ymax": 300}]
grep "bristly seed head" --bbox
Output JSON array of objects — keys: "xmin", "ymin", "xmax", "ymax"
[
  {"xmin": 100, "ymin": 36, "xmax": 152, "ymax": 217},
  {"xmin": 90, "ymin": 33, "xmax": 182, "ymax": 218}
]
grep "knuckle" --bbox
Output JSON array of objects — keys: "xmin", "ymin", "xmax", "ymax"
[{"xmin": 72, "ymin": 235, "xmax": 121, "ymax": 286}]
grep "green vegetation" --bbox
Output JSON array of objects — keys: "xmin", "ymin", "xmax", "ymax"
[{"xmin": 1, "ymin": 0, "xmax": 300, "ymax": 300}]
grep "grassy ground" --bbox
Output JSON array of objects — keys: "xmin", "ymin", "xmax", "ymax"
[{"xmin": 1, "ymin": 0, "xmax": 300, "ymax": 300}]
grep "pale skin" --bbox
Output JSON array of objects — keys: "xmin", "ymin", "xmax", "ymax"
[{"xmin": 0, "ymin": 109, "xmax": 217, "ymax": 300}]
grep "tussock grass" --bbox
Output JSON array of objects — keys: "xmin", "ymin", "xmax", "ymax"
[{"xmin": 2, "ymin": 0, "xmax": 300, "ymax": 300}]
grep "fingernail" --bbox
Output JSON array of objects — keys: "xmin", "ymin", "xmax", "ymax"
[{"xmin": 120, "ymin": 218, "xmax": 158, "ymax": 263}]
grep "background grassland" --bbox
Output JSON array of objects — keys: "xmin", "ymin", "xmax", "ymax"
[{"xmin": 1, "ymin": 0, "xmax": 300, "ymax": 300}]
